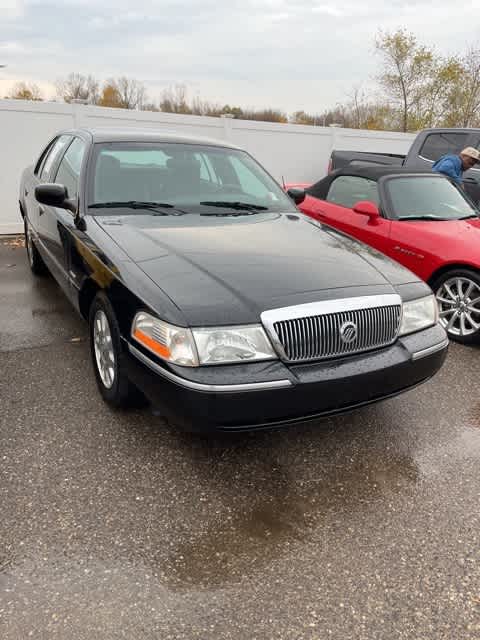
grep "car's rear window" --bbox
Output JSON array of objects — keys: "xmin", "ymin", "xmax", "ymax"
[{"xmin": 326, "ymin": 175, "xmax": 379, "ymax": 208}]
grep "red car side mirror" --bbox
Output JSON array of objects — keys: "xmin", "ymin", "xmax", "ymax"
[{"xmin": 353, "ymin": 201, "xmax": 380, "ymax": 218}]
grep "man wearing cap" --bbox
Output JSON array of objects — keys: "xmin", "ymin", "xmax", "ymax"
[{"xmin": 432, "ymin": 146, "xmax": 480, "ymax": 187}]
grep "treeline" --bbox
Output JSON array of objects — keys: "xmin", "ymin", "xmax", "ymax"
[
  {"xmin": 5, "ymin": 29, "xmax": 480, "ymax": 132},
  {"xmin": 5, "ymin": 75, "xmax": 288, "ymax": 124}
]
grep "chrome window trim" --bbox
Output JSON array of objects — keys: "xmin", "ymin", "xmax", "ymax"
[
  {"xmin": 418, "ymin": 154, "xmax": 434, "ymax": 164},
  {"xmin": 129, "ymin": 344, "xmax": 292, "ymax": 392}
]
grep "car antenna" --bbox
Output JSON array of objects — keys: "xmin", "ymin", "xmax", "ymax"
[{"xmin": 282, "ymin": 175, "xmax": 286, "ymax": 190}]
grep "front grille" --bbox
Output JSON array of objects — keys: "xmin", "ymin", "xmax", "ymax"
[{"xmin": 271, "ymin": 304, "xmax": 401, "ymax": 362}]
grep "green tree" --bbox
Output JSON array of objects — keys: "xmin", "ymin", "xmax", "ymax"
[{"xmin": 375, "ymin": 29, "xmax": 437, "ymax": 132}]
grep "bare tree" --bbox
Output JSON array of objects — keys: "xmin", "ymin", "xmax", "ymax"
[
  {"xmin": 450, "ymin": 47, "xmax": 480, "ymax": 126},
  {"xmin": 7, "ymin": 81, "xmax": 43, "ymax": 101},
  {"xmin": 56, "ymin": 73, "xmax": 99, "ymax": 104},
  {"xmin": 160, "ymin": 84, "xmax": 191, "ymax": 114},
  {"xmin": 113, "ymin": 76, "xmax": 146, "ymax": 110}
]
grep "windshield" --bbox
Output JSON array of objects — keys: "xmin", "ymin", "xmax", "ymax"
[
  {"xmin": 386, "ymin": 176, "xmax": 478, "ymax": 220},
  {"xmin": 88, "ymin": 142, "xmax": 294, "ymax": 214}
]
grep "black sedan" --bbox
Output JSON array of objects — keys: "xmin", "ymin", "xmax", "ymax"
[{"xmin": 19, "ymin": 129, "xmax": 448, "ymax": 432}]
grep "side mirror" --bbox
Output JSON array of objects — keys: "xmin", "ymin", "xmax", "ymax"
[
  {"xmin": 353, "ymin": 200, "xmax": 380, "ymax": 218},
  {"xmin": 35, "ymin": 183, "xmax": 76, "ymax": 213},
  {"xmin": 287, "ymin": 187, "xmax": 306, "ymax": 206}
]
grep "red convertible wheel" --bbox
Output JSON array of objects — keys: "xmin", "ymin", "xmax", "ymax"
[{"xmin": 433, "ymin": 269, "xmax": 480, "ymax": 344}]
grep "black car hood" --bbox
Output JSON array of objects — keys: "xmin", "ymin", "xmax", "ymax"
[{"xmin": 96, "ymin": 212, "xmax": 419, "ymax": 325}]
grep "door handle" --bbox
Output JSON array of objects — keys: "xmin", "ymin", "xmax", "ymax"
[
  {"xmin": 39, "ymin": 206, "xmax": 45, "ymax": 216},
  {"xmin": 24, "ymin": 188, "xmax": 29, "ymax": 196}
]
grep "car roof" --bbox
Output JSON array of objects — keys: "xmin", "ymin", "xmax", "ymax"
[
  {"xmin": 307, "ymin": 165, "xmax": 445, "ymax": 200},
  {"xmin": 58, "ymin": 127, "xmax": 243, "ymax": 150},
  {"xmin": 328, "ymin": 165, "xmax": 433, "ymax": 181}
]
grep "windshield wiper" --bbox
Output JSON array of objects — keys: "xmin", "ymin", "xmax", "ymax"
[
  {"xmin": 458, "ymin": 214, "xmax": 479, "ymax": 219},
  {"xmin": 199, "ymin": 201, "xmax": 269, "ymax": 211},
  {"xmin": 398, "ymin": 215, "xmax": 451, "ymax": 221},
  {"xmin": 89, "ymin": 201, "xmax": 185, "ymax": 215}
]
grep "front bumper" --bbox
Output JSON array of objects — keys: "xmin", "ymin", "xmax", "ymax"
[{"xmin": 125, "ymin": 324, "xmax": 448, "ymax": 432}]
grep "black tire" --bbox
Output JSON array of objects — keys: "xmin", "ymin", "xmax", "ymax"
[
  {"xmin": 89, "ymin": 292, "xmax": 143, "ymax": 408},
  {"xmin": 431, "ymin": 268, "xmax": 480, "ymax": 345},
  {"xmin": 24, "ymin": 217, "xmax": 48, "ymax": 276}
]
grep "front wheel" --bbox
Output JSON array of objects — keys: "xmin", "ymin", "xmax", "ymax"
[
  {"xmin": 432, "ymin": 269, "xmax": 480, "ymax": 344},
  {"xmin": 89, "ymin": 292, "xmax": 143, "ymax": 408}
]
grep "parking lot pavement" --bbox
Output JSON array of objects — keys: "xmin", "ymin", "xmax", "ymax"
[{"xmin": 0, "ymin": 237, "xmax": 479, "ymax": 640}]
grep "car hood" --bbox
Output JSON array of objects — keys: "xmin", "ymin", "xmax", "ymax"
[
  {"xmin": 96, "ymin": 211, "xmax": 419, "ymax": 325},
  {"xmin": 396, "ymin": 216, "xmax": 480, "ymax": 257}
]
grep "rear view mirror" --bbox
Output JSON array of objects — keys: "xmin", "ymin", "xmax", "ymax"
[
  {"xmin": 353, "ymin": 201, "xmax": 380, "ymax": 218},
  {"xmin": 287, "ymin": 187, "xmax": 306, "ymax": 206},
  {"xmin": 35, "ymin": 183, "xmax": 76, "ymax": 213}
]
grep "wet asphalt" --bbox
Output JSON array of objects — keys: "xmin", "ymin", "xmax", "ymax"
[{"xmin": 0, "ymin": 237, "xmax": 479, "ymax": 639}]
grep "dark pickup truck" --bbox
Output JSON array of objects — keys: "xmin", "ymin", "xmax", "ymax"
[{"xmin": 329, "ymin": 128, "xmax": 480, "ymax": 204}]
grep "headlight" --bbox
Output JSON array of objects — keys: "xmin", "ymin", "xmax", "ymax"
[
  {"xmin": 193, "ymin": 325, "xmax": 277, "ymax": 365},
  {"xmin": 399, "ymin": 295, "xmax": 438, "ymax": 336},
  {"xmin": 132, "ymin": 312, "xmax": 199, "ymax": 367},
  {"xmin": 132, "ymin": 314, "xmax": 277, "ymax": 366}
]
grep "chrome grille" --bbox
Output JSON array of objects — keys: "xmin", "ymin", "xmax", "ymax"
[{"xmin": 261, "ymin": 296, "xmax": 402, "ymax": 363}]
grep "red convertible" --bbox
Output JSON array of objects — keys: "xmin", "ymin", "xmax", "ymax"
[{"xmin": 287, "ymin": 167, "xmax": 480, "ymax": 344}]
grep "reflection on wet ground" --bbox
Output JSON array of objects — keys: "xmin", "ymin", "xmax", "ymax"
[{"xmin": 1, "ymin": 241, "xmax": 480, "ymax": 639}]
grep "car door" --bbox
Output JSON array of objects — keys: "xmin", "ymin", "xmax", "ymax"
[
  {"xmin": 378, "ymin": 174, "xmax": 462, "ymax": 282},
  {"xmin": 383, "ymin": 219, "xmax": 440, "ymax": 282},
  {"xmin": 36, "ymin": 136, "xmax": 87, "ymax": 300},
  {"xmin": 300, "ymin": 175, "xmax": 392, "ymax": 254}
]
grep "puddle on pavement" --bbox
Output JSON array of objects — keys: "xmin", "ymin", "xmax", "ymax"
[{"xmin": 163, "ymin": 439, "xmax": 420, "ymax": 590}]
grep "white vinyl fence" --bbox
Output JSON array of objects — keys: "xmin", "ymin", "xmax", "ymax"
[{"xmin": 1, "ymin": 99, "xmax": 415, "ymax": 234}]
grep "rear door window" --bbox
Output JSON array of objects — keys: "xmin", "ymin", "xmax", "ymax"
[
  {"xmin": 326, "ymin": 176, "xmax": 379, "ymax": 208},
  {"xmin": 419, "ymin": 132, "xmax": 469, "ymax": 162},
  {"xmin": 39, "ymin": 135, "xmax": 72, "ymax": 181}
]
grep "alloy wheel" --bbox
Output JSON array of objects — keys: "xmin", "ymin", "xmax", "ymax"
[
  {"xmin": 93, "ymin": 309, "xmax": 116, "ymax": 389},
  {"xmin": 436, "ymin": 277, "xmax": 480, "ymax": 337}
]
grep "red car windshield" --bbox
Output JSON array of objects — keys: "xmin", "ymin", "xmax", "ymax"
[{"xmin": 386, "ymin": 176, "xmax": 478, "ymax": 221}]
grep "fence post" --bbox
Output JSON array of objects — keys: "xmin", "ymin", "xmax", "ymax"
[
  {"xmin": 220, "ymin": 113, "xmax": 234, "ymax": 141},
  {"xmin": 70, "ymin": 99, "xmax": 88, "ymax": 129}
]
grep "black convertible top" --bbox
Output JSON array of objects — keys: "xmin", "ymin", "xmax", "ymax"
[{"xmin": 307, "ymin": 165, "xmax": 436, "ymax": 200}]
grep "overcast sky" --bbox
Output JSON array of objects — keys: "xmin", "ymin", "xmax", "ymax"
[{"xmin": 1, "ymin": 0, "xmax": 480, "ymax": 113}]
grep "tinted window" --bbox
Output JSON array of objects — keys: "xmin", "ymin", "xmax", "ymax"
[
  {"xmin": 40, "ymin": 135, "xmax": 72, "ymax": 181},
  {"xmin": 90, "ymin": 143, "xmax": 291, "ymax": 212},
  {"xmin": 54, "ymin": 138, "xmax": 87, "ymax": 199},
  {"xmin": 35, "ymin": 139, "xmax": 57, "ymax": 175},
  {"xmin": 419, "ymin": 132, "xmax": 469, "ymax": 162},
  {"xmin": 327, "ymin": 175, "xmax": 379, "ymax": 208},
  {"xmin": 229, "ymin": 156, "xmax": 271, "ymax": 198},
  {"xmin": 386, "ymin": 176, "xmax": 476, "ymax": 220}
]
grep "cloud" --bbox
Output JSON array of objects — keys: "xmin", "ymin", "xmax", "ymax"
[{"xmin": 1, "ymin": 0, "xmax": 479, "ymax": 112}]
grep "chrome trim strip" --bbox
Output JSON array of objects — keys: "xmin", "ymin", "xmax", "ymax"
[
  {"xmin": 411, "ymin": 338, "xmax": 449, "ymax": 361},
  {"xmin": 128, "ymin": 344, "xmax": 293, "ymax": 392},
  {"xmin": 261, "ymin": 295, "xmax": 402, "ymax": 324}
]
